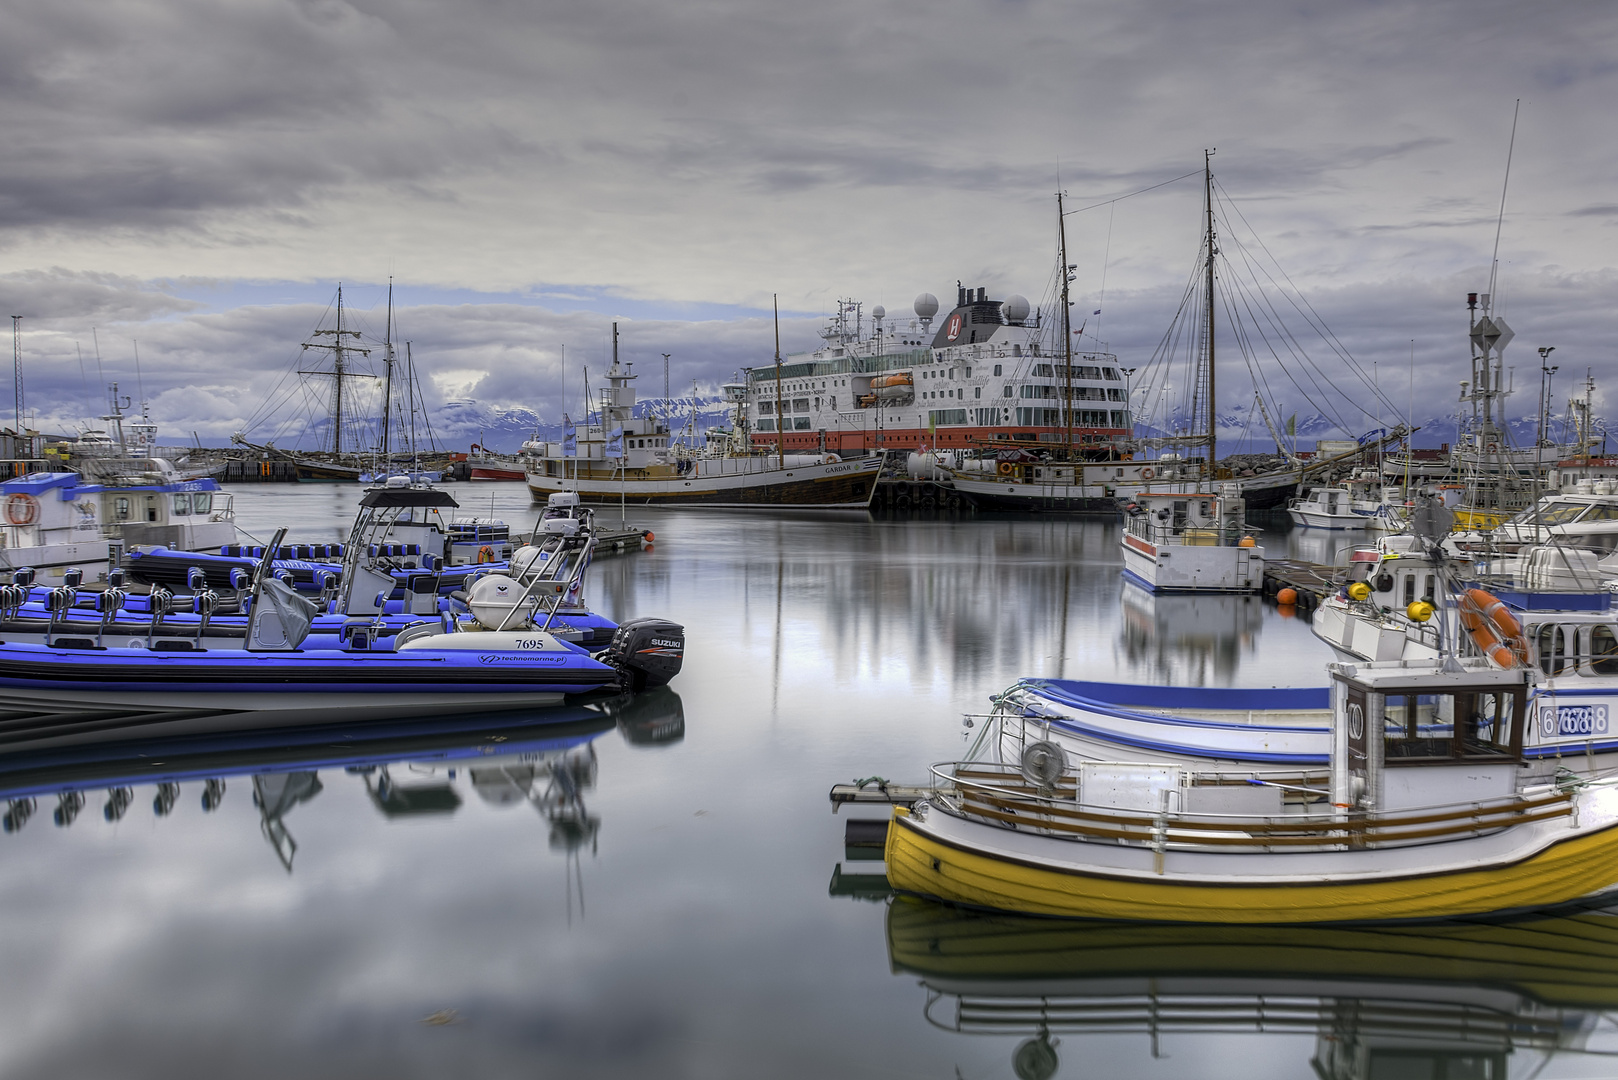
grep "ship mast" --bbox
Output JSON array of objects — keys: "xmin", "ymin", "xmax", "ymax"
[
  {"xmin": 299, "ymin": 285, "xmax": 371, "ymax": 456},
  {"xmin": 1203, "ymin": 149, "xmax": 1217, "ymax": 485},
  {"xmin": 1058, "ymin": 190, "xmax": 1074, "ymax": 457},
  {"xmin": 380, "ymin": 280, "xmax": 395, "ymax": 462},
  {"xmin": 774, "ymin": 294, "xmax": 784, "ymax": 468}
]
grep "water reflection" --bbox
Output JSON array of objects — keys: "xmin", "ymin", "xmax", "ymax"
[
  {"xmin": 886, "ymin": 897, "xmax": 1618, "ymax": 1079},
  {"xmin": 0, "ymin": 689, "xmax": 684, "ymax": 876},
  {"xmin": 1118, "ymin": 581, "xmax": 1265, "ymax": 683}
]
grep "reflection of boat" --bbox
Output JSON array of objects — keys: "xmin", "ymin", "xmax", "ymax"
[
  {"xmin": 886, "ymin": 896, "xmax": 1618, "ymax": 1079},
  {"xmin": 0, "ymin": 704, "xmax": 621, "ymax": 868},
  {"xmin": 1118, "ymin": 581, "xmax": 1263, "ymax": 681},
  {"xmin": 888, "ymin": 658, "xmax": 1618, "ymax": 922},
  {"xmin": 614, "ymin": 686, "xmax": 686, "ymax": 746}
]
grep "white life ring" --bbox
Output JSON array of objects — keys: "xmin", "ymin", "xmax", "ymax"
[
  {"xmin": 5, "ymin": 493, "xmax": 37, "ymax": 526},
  {"xmin": 1140, "ymin": 467, "xmax": 1156, "ymax": 481}
]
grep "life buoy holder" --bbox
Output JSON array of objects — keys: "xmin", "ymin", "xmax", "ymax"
[
  {"xmin": 1458, "ymin": 587, "xmax": 1529, "ymax": 668},
  {"xmin": 476, "ymin": 545, "xmax": 496, "ymax": 564},
  {"xmin": 1140, "ymin": 467, "xmax": 1156, "ymax": 481},
  {"xmin": 4, "ymin": 493, "xmax": 37, "ymax": 526},
  {"xmin": 997, "ymin": 461, "xmax": 1015, "ymax": 476}
]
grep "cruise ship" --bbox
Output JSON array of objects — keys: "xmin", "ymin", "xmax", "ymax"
[{"xmin": 743, "ymin": 286, "xmax": 1132, "ymax": 456}]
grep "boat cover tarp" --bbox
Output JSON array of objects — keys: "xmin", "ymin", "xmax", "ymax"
[
  {"xmin": 258, "ymin": 576, "xmax": 318, "ymax": 649},
  {"xmin": 359, "ymin": 488, "xmax": 460, "ymax": 509}
]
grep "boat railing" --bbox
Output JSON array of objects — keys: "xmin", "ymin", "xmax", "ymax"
[{"xmin": 932, "ymin": 761, "xmax": 1575, "ymax": 853}]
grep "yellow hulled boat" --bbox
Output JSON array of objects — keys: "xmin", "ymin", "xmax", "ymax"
[{"xmin": 886, "ymin": 660, "xmax": 1618, "ymax": 923}]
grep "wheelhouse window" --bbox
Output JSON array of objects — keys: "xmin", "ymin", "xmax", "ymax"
[
  {"xmin": 1591, "ymin": 625, "xmax": 1618, "ymax": 675},
  {"xmin": 172, "ymin": 493, "xmax": 192, "ymax": 516},
  {"xmin": 1384, "ymin": 690, "xmax": 1521, "ymax": 762}
]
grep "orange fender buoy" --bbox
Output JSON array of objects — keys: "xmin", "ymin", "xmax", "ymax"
[{"xmin": 1276, "ymin": 587, "xmax": 1298, "ymax": 605}]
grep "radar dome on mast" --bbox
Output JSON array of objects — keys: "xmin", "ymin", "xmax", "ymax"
[
  {"xmin": 913, "ymin": 293, "xmax": 938, "ymax": 330},
  {"xmin": 871, "ymin": 305, "xmax": 886, "ymax": 321},
  {"xmin": 1001, "ymin": 294, "xmax": 1031, "ymax": 323}
]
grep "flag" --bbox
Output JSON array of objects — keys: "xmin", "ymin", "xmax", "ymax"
[
  {"xmin": 562, "ymin": 415, "xmax": 576, "ymax": 457},
  {"xmin": 1285, "ymin": 414, "xmax": 1296, "ymax": 437},
  {"xmin": 605, "ymin": 426, "xmax": 623, "ymax": 459},
  {"xmin": 1093, "ymin": 309, "xmax": 1101, "ymax": 315}
]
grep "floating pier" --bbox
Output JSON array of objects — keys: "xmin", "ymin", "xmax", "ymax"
[
  {"xmin": 1261, "ymin": 558, "xmax": 1345, "ymax": 613},
  {"xmin": 593, "ymin": 527, "xmax": 653, "ymax": 554}
]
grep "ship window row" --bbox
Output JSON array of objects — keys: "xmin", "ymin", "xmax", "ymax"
[{"xmin": 1535, "ymin": 624, "xmax": 1618, "ymax": 677}]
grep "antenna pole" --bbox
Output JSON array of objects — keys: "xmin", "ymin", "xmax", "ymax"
[
  {"xmin": 774, "ymin": 294, "xmax": 784, "ymax": 469},
  {"xmin": 1487, "ymin": 99, "xmax": 1521, "ymax": 303}
]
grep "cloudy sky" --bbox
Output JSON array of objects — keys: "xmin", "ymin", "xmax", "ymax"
[{"xmin": 2, "ymin": 0, "xmax": 1614, "ymax": 449}]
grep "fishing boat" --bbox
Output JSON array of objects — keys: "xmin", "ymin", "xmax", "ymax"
[
  {"xmin": 884, "ymin": 656, "xmax": 1618, "ymax": 923},
  {"xmin": 1119, "ymin": 489, "xmax": 1263, "ymax": 593},
  {"xmin": 1286, "ymin": 473, "xmax": 1391, "ymax": 530},
  {"xmin": 525, "ymin": 325, "xmax": 881, "ymax": 509},
  {"xmin": 885, "ymin": 897, "xmax": 1618, "ymax": 1079},
  {"xmin": 0, "ymin": 469, "xmax": 235, "ymax": 582},
  {"xmin": 467, "ymin": 443, "xmax": 528, "ymax": 481}
]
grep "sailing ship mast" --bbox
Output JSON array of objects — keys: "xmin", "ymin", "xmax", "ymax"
[
  {"xmin": 774, "ymin": 294, "xmax": 784, "ymax": 469},
  {"xmin": 1058, "ymin": 190, "xmax": 1074, "ymax": 456},
  {"xmin": 1202, "ymin": 149, "xmax": 1217, "ymax": 484},
  {"xmin": 299, "ymin": 285, "xmax": 371, "ymax": 456},
  {"xmin": 380, "ymin": 281, "xmax": 395, "ymax": 464}
]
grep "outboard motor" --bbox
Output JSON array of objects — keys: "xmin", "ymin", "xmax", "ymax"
[
  {"xmin": 11, "ymin": 567, "xmax": 34, "ymax": 588},
  {"xmin": 602, "ymin": 617, "xmax": 685, "ymax": 691}
]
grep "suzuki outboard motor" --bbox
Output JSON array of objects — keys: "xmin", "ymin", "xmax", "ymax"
[{"xmin": 602, "ymin": 617, "xmax": 684, "ymax": 691}]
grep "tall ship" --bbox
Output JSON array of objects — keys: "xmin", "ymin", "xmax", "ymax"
[
  {"xmin": 525, "ymin": 326, "xmax": 881, "ymax": 509},
  {"xmin": 740, "ymin": 288, "xmax": 1133, "ymax": 457}
]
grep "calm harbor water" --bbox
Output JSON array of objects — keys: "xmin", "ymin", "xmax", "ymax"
[{"xmin": 1, "ymin": 484, "xmax": 1614, "ymax": 1078}]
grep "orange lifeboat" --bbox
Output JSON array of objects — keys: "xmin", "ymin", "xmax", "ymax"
[{"xmin": 869, "ymin": 372, "xmax": 913, "ymax": 390}]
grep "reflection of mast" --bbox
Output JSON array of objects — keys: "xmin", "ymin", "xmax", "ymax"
[
  {"xmin": 252, "ymin": 772, "xmax": 324, "ymax": 872},
  {"xmin": 299, "ymin": 285, "xmax": 371, "ymax": 456}
]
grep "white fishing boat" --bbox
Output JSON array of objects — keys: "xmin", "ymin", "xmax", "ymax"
[
  {"xmin": 885, "ymin": 657, "xmax": 1618, "ymax": 923},
  {"xmin": 525, "ymin": 325, "xmax": 881, "ymax": 509},
  {"xmin": 1119, "ymin": 489, "xmax": 1262, "ymax": 593}
]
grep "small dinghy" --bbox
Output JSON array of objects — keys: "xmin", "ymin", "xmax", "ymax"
[
  {"xmin": 0, "ymin": 529, "xmax": 682, "ymax": 748},
  {"xmin": 885, "ymin": 658, "xmax": 1618, "ymax": 923}
]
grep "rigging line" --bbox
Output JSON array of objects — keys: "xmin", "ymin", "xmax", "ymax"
[
  {"xmin": 1064, "ymin": 170, "xmax": 1202, "ymax": 216},
  {"xmin": 1487, "ymin": 98, "xmax": 1522, "ymax": 304},
  {"xmin": 1231, "ymin": 271, "xmax": 1357, "ymax": 434},
  {"xmin": 1220, "ymin": 239, "xmax": 1359, "ymax": 426},
  {"xmin": 1223, "ymin": 270, "xmax": 1353, "ymax": 432},
  {"xmin": 1214, "ymin": 210, "xmax": 1389, "ymax": 424},
  {"xmin": 1211, "ymin": 179, "xmax": 1402, "ymax": 416},
  {"xmin": 1095, "ymin": 201, "xmax": 1115, "ymax": 345}
]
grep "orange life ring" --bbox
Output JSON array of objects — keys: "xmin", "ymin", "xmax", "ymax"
[
  {"xmin": 1458, "ymin": 588, "xmax": 1528, "ymax": 667},
  {"xmin": 476, "ymin": 544, "xmax": 496, "ymax": 564},
  {"xmin": 1140, "ymin": 466, "xmax": 1156, "ymax": 481},
  {"xmin": 4, "ymin": 493, "xmax": 37, "ymax": 526},
  {"xmin": 997, "ymin": 461, "xmax": 1014, "ymax": 476}
]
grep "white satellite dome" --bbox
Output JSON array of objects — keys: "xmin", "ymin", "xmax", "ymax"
[
  {"xmin": 872, "ymin": 305, "xmax": 886, "ymax": 320},
  {"xmin": 913, "ymin": 293, "xmax": 939, "ymax": 319},
  {"xmin": 1002, "ymin": 294, "xmax": 1031, "ymax": 323}
]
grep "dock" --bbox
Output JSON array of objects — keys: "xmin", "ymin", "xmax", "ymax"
[
  {"xmin": 1261, "ymin": 558, "xmax": 1345, "ymax": 612},
  {"xmin": 593, "ymin": 527, "xmax": 653, "ymax": 554},
  {"xmin": 828, "ymin": 779, "xmax": 943, "ymax": 811}
]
